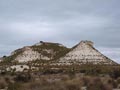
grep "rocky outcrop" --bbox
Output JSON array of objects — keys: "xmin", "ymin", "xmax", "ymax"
[
  {"xmin": 2, "ymin": 40, "xmax": 117, "ymax": 65},
  {"xmin": 7, "ymin": 65, "xmax": 29, "ymax": 72},
  {"xmin": 14, "ymin": 47, "xmax": 50, "ymax": 63},
  {"xmin": 6, "ymin": 41, "xmax": 70, "ymax": 63},
  {"xmin": 57, "ymin": 40, "xmax": 117, "ymax": 65}
]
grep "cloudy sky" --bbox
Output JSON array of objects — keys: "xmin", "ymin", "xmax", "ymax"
[{"xmin": 0, "ymin": 0, "xmax": 120, "ymax": 63}]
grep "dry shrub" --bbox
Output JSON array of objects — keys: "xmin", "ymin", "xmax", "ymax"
[
  {"xmin": 81, "ymin": 76, "xmax": 91, "ymax": 86},
  {"xmin": 61, "ymin": 75, "xmax": 70, "ymax": 81},
  {"xmin": 117, "ymin": 77, "xmax": 120, "ymax": 84},
  {"xmin": 0, "ymin": 77, "xmax": 7, "ymax": 89},
  {"xmin": 1, "ymin": 74, "xmax": 115, "ymax": 90},
  {"xmin": 87, "ymin": 77, "xmax": 102, "ymax": 90},
  {"xmin": 81, "ymin": 77, "xmax": 113, "ymax": 90},
  {"xmin": 20, "ymin": 75, "xmax": 83, "ymax": 90},
  {"xmin": 102, "ymin": 84, "xmax": 113, "ymax": 90},
  {"xmin": 64, "ymin": 79, "xmax": 82, "ymax": 90}
]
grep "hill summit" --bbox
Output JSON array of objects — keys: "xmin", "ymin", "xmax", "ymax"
[{"xmin": 57, "ymin": 40, "xmax": 117, "ymax": 65}]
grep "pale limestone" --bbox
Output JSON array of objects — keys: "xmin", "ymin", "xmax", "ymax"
[{"xmin": 58, "ymin": 41, "xmax": 116, "ymax": 65}]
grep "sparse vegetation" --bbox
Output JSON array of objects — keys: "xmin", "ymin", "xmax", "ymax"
[
  {"xmin": 0, "ymin": 41, "xmax": 119, "ymax": 90},
  {"xmin": 31, "ymin": 42, "xmax": 70, "ymax": 60},
  {"xmin": 0, "ymin": 71, "xmax": 120, "ymax": 90}
]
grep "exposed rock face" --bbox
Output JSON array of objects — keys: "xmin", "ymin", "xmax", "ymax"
[
  {"xmin": 14, "ymin": 47, "xmax": 50, "ymax": 63},
  {"xmin": 2, "ymin": 40, "xmax": 117, "ymax": 65},
  {"xmin": 7, "ymin": 41, "xmax": 70, "ymax": 63},
  {"xmin": 58, "ymin": 41, "xmax": 117, "ymax": 65},
  {"xmin": 7, "ymin": 65, "xmax": 29, "ymax": 72}
]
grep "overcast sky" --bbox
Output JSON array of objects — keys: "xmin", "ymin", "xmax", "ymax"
[{"xmin": 0, "ymin": 0, "xmax": 120, "ymax": 63}]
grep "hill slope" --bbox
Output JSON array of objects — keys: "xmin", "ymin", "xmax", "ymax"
[
  {"xmin": 57, "ymin": 41, "xmax": 117, "ymax": 65},
  {"xmin": 3, "ymin": 41, "xmax": 70, "ymax": 63},
  {"xmin": 1, "ymin": 40, "xmax": 117, "ymax": 66}
]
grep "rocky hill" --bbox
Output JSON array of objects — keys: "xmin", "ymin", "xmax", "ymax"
[
  {"xmin": 56, "ymin": 41, "xmax": 117, "ymax": 65},
  {"xmin": 2, "ymin": 41, "xmax": 70, "ymax": 63},
  {"xmin": 1, "ymin": 40, "xmax": 117, "ymax": 66},
  {"xmin": 0, "ymin": 40, "xmax": 118, "ymax": 73}
]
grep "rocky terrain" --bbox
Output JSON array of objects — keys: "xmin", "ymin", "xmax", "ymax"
[
  {"xmin": 0, "ymin": 40, "xmax": 120, "ymax": 90},
  {"xmin": 1, "ymin": 40, "xmax": 117, "ymax": 65},
  {"xmin": 0, "ymin": 40, "xmax": 117, "ymax": 73},
  {"xmin": 2, "ymin": 41, "xmax": 70, "ymax": 63},
  {"xmin": 57, "ymin": 41, "xmax": 117, "ymax": 65}
]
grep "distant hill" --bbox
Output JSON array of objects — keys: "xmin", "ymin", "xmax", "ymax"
[
  {"xmin": 1, "ymin": 40, "xmax": 117, "ymax": 66},
  {"xmin": 55, "ymin": 41, "xmax": 117, "ymax": 65},
  {"xmin": 2, "ymin": 41, "xmax": 70, "ymax": 63}
]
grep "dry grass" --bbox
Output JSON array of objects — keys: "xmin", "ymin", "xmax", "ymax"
[{"xmin": 0, "ymin": 73, "xmax": 120, "ymax": 90}]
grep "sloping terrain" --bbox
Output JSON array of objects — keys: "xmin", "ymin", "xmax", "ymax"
[
  {"xmin": 57, "ymin": 41, "xmax": 117, "ymax": 65},
  {"xmin": 1, "ymin": 40, "xmax": 117, "ymax": 66},
  {"xmin": 2, "ymin": 41, "xmax": 70, "ymax": 63}
]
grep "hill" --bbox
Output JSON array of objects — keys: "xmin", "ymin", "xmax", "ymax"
[
  {"xmin": 57, "ymin": 41, "xmax": 117, "ymax": 65},
  {"xmin": 2, "ymin": 41, "xmax": 70, "ymax": 63}
]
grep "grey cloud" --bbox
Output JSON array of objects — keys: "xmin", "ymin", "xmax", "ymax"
[
  {"xmin": 0, "ymin": 0, "xmax": 120, "ymax": 63},
  {"xmin": 98, "ymin": 47, "xmax": 120, "ymax": 63}
]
